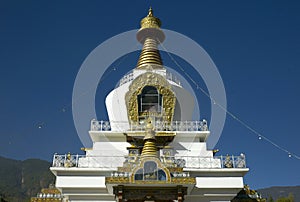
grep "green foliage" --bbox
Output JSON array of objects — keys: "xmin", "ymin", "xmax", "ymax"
[
  {"xmin": 258, "ymin": 186, "xmax": 299, "ymax": 201},
  {"xmin": 0, "ymin": 157, "xmax": 22, "ymax": 199},
  {"xmin": 260, "ymin": 192, "xmax": 296, "ymax": 202},
  {"xmin": 0, "ymin": 156, "xmax": 55, "ymax": 202},
  {"xmin": 276, "ymin": 193, "xmax": 294, "ymax": 202}
]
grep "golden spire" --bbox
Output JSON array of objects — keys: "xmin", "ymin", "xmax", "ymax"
[
  {"xmin": 136, "ymin": 7, "xmax": 165, "ymax": 69},
  {"xmin": 141, "ymin": 118, "xmax": 158, "ymax": 158}
]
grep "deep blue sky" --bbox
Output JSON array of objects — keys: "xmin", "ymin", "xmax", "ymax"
[{"xmin": 1, "ymin": 1, "xmax": 300, "ymax": 189}]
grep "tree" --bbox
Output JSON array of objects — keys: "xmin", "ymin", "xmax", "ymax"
[{"xmin": 276, "ymin": 193, "xmax": 294, "ymax": 202}]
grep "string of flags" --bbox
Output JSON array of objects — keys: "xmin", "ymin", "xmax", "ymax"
[{"xmin": 160, "ymin": 42, "xmax": 300, "ymax": 160}]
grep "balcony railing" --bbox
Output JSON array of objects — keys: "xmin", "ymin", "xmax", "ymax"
[
  {"xmin": 119, "ymin": 72, "xmax": 134, "ymax": 86},
  {"xmin": 166, "ymin": 72, "xmax": 181, "ymax": 86},
  {"xmin": 90, "ymin": 120, "xmax": 208, "ymax": 132},
  {"xmin": 52, "ymin": 154, "xmax": 246, "ymax": 169},
  {"xmin": 118, "ymin": 71, "xmax": 181, "ymax": 87}
]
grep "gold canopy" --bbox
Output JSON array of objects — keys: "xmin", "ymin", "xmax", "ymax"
[{"xmin": 140, "ymin": 7, "xmax": 161, "ymax": 29}]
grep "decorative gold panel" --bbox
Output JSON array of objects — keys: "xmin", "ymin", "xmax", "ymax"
[
  {"xmin": 167, "ymin": 167, "xmax": 183, "ymax": 173},
  {"xmin": 171, "ymin": 177, "xmax": 196, "ymax": 185},
  {"xmin": 106, "ymin": 176, "xmax": 195, "ymax": 185},
  {"xmin": 105, "ymin": 177, "xmax": 129, "ymax": 184},
  {"xmin": 125, "ymin": 72, "xmax": 176, "ymax": 124}
]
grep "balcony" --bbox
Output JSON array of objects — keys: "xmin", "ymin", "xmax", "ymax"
[
  {"xmin": 90, "ymin": 120, "xmax": 208, "ymax": 132},
  {"xmin": 118, "ymin": 71, "xmax": 181, "ymax": 87},
  {"xmin": 51, "ymin": 154, "xmax": 246, "ymax": 170}
]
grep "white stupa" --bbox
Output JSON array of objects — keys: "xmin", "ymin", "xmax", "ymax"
[{"xmin": 50, "ymin": 8, "xmax": 248, "ymax": 202}]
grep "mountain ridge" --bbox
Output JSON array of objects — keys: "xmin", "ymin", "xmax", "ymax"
[
  {"xmin": 0, "ymin": 156, "xmax": 55, "ymax": 202},
  {"xmin": 257, "ymin": 186, "xmax": 300, "ymax": 201}
]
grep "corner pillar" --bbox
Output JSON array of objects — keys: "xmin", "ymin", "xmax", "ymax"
[
  {"xmin": 116, "ymin": 185, "xmax": 123, "ymax": 202},
  {"xmin": 177, "ymin": 185, "xmax": 184, "ymax": 202}
]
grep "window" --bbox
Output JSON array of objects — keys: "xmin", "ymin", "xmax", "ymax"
[
  {"xmin": 138, "ymin": 86, "xmax": 162, "ymax": 113},
  {"xmin": 134, "ymin": 160, "xmax": 166, "ymax": 181}
]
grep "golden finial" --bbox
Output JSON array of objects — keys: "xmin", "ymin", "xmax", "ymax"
[
  {"xmin": 141, "ymin": 117, "xmax": 158, "ymax": 158},
  {"xmin": 213, "ymin": 149, "xmax": 219, "ymax": 156},
  {"xmin": 146, "ymin": 117, "xmax": 154, "ymax": 130},
  {"xmin": 144, "ymin": 117, "xmax": 155, "ymax": 140},
  {"xmin": 139, "ymin": 7, "xmax": 162, "ymax": 30},
  {"xmin": 148, "ymin": 7, "xmax": 153, "ymax": 17}
]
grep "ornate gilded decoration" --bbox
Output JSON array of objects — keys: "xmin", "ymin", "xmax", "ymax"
[
  {"xmin": 140, "ymin": 7, "xmax": 161, "ymax": 29},
  {"xmin": 31, "ymin": 186, "xmax": 63, "ymax": 202},
  {"xmin": 105, "ymin": 177, "xmax": 129, "ymax": 184},
  {"xmin": 125, "ymin": 131, "xmax": 175, "ymax": 150},
  {"xmin": 130, "ymin": 157, "xmax": 172, "ymax": 183},
  {"xmin": 136, "ymin": 38, "xmax": 163, "ymax": 69},
  {"xmin": 117, "ymin": 167, "xmax": 132, "ymax": 173},
  {"xmin": 167, "ymin": 167, "xmax": 184, "ymax": 172},
  {"xmin": 231, "ymin": 185, "xmax": 267, "ymax": 202},
  {"xmin": 106, "ymin": 175, "xmax": 195, "ymax": 185},
  {"xmin": 136, "ymin": 7, "xmax": 165, "ymax": 68},
  {"xmin": 141, "ymin": 118, "xmax": 158, "ymax": 157},
  {"xmin": 141, "ymin": 141, "xmax": 157, "ymax": 157},
  {"xmin": 106, "ymin": 9, "xmax": 196, "ymax": 202},
  {"xmin": 125, "ymin": 72, "xmax": 176, "ymax": 123},
  {"xmin": 171, "ymin": 177, "xmax": 196, "ymax": 185}
]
